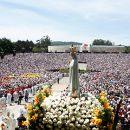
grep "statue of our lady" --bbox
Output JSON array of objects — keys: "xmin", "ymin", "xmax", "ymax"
[{"xmin": 69, "ymin": 45, "xmax": 80, "ymax": 98}]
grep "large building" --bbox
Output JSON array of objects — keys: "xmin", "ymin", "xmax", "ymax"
[
  {"xmin": 89, "ymin": 45, "xmax": 125, "ymax": 53},
  {"xmin": 48, "ymin": 44, "xmax": 125, "ymax": 53},
  {"xmin": 48, "ymin": 45, "xmax": 81, "ymax": 52}
]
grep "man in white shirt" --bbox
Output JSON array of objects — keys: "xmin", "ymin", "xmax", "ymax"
[{"xmin": 13, "ymin": 91, "xmax": 18, "ymax": 103}]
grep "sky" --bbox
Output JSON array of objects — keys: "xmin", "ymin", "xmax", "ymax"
[{"xmin": 0, "ymin": 0, "xmax": 130, "ymax": 45}]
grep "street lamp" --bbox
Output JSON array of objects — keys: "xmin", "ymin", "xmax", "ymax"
[
  {"xmin": 22, "ymin": 47, "xmax": 25, "ymax": 54},
  {"xmin": 0, "ymin": 51, "xmax": 4, "ymax": 59},
  {"xmin": 13, "ymin": 49, "xmax": 16, "ymax": 56},
  {"xmin": 29, "ymin": 46, "xmax": 32, "ymax": 53}
]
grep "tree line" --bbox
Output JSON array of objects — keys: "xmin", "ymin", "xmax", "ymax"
[
  {"xmin": 92, "ymin": 39, "xmax": 130, "ymax": 53},
  {"xmin": 92, "ymin": 39, "xmax": 113, "ymax": 46},
  {"xmin": 0, "ymin": 36, "xmax": 51, "ymax": 54},
  {"xmin": 0, "ymin": 37, "xmax": 130, "ymax": 54}
]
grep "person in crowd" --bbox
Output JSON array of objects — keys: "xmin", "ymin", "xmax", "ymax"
[
  {"xmin": 18, "ymin": 92, "xmax": 23, "ymax": 105},
  {"xmin": 13, "ymin": 91, "xmax": 18, "ymax": 103},
  {"xmin": 11, "ymin": 94, "xmax": 14, "ymax": 103},
  {"xmin": 6, "ymin": 93, "xmax": 11, "ymax": 105},
  {"xmin": 11, "ymin": 113, "xmax": 16, "ymax": 130},
  {"xmin": 17, "ymin": 111, "xmax": 26, "ymax": 130},
  {"xmin": 0, "ymin": 123, "xmax": 6, "ymax": 130},
  {"xmin": 57, "ymin": 77, "xmax": 59, "ymax": 84},
  {"xmin": 24, "ymin": 90, "xmax": 29, "ymax": 102},
  {"xmin": 4, "ymin": 111, "xmax": 12, "ymax": 130}
]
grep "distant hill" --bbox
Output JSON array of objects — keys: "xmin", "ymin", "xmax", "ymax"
[{"xmin": 51, "ymin": 41, "xmax": 82, "ymax": 46}]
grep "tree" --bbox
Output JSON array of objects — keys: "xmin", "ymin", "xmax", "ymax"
[
  {"xmin": 0, "ymin": 38, "xmax": 14, "ymax": 54},
  {"xmin": 125, "ymin": 46, "xmax": 130, "ymax": 53},
  {"xmin": 92, "ymin": 39, "xmax": 113, "ymax": 46},
  {"xmin": 32, "ymin": 47, "xmax": 45, "ymax": 53},
  {"xmin": 14, "ymin": 40, "xmax": 34, "ymax": 53},
  {"xmin": 36, "ymin": 36, "xmax": 51, "ymax": 52}
]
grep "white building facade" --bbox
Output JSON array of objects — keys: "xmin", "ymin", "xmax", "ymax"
[
  {"xmin": 48, "ymin": 45, "xmax": 81, "ymax": 52},
  {"xmin": 48, "ymin": 44, "xmax": 125, "ymax": 53}
]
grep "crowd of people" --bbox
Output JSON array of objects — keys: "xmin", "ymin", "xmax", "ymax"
[
  {"xmin": 0, "ymin": 107, "xmax": 28, "ymax": 130},
  {"xmin": 0, "ymin": 52, "xmax": 130, "ymax": 129},
  {"xmin": 79, "ymin": 53, "xmax": 130, "ymax": 129},
  {"xmin": 0, "ymin": 53, "xmax": 66, "ymax": 97}
]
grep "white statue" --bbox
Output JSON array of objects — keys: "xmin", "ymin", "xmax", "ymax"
[{"xmin": 69, "ymin": 46, "xmax": 80, "ymax": 98}]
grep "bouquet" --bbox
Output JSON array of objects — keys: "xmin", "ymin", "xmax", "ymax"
[{"xmin": 91, "ymin": 91, "xmax": 114, "ymax": 130}]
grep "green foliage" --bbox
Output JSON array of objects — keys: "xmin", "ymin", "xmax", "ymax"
[
  {"xmin": 59, "ymin": 68, "xmax": 69, "ymax": 73},
  {"xmin": 15, "ymin": 40, "xmax": 34, "ymax": 53},
  {"xmin": 79, "ymin": 69, "xmax": 87, "ymax": 74},
  {"xmin": 32, "ymin": 47, "xmax": 45, "ymax": 53},
  {"xmin": 36, "ymin": 35, "xmax": 51, "ymax": 52},
  {"xmin": 0, "ymin": 38, "xmax": 14, "ymax": 54},
  {"xmin": 0, "ymin": 36, "xmax": 51, "ymax": 54},
  {"xmin": 59, "ymin": 68, "xmax": 88, "ymax": 74},
  {"xmin": 125, "ymin": 46, "xmax": 130, "ymax": 53},
  {"xmin": 92, "ymin": 39, "xmax": 113, "ymax": 46}
]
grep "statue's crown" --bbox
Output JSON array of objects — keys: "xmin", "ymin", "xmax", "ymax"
[{"xmin": 70, "ymin": 46, "xmax": 76, "ymax": 53}]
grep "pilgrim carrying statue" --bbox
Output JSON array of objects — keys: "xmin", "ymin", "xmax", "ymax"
[{"xmin": 69, "ymin": 45, "xmax": 80, "ymax": 98}]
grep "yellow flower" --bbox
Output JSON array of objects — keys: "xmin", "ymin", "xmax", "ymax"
[
  {"xmin": 28, "ymin": 110, "xmax": 32, "ymax": 114},
  {"xmin": 104, "ymin": 102, "xmax": 110, "ymax": 109},
  {"xmin": 92, "ymin": 117, "xmax": 102, "ymax": 125},
  {"xmin": 31, "ymin": 115, "xmax": 37, "ymax": 121},
  {"xmin": 42, "ymin": 95, "xmax": 46, "ymax": 100},
  {"xmin": 27, "ymin": 104, "xmax": 33, "ymax": 110},
  {"xmin": 94, "ymin": 108, "xmax": 100, "ymax": 116},
  {"xmin": 100, "ymin": 91, "xmax": 107, "ymax": 97},
  {"xmin": 95, "ymin": 118, "xmax": 102, "ymax": 125},
  {"xmin": 22, "ymin": 121, "xmax": 29, "ymax": 126},
  {"xmin": 91, "ymin": 91, "xmax": 114, "ymax": 129}
]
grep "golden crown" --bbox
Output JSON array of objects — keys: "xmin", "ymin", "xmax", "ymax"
[{"xmin": 70, "ymin": 46, "xmax": 77, "ymax": 53}]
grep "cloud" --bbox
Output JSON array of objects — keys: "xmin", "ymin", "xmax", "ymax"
[
  {"xmin": 0, "ymin": 0, "xmax": 130, "ymax": 45},
  {"xmin": 2, "ymin": 0, "xmax": 130, "ymax": 19}
]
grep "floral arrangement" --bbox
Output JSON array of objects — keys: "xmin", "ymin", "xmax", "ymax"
[
  {"xmin": 26, "ymin": 85, "xmax": 52, "ymax": 130},
  {"xmin": 19, "ymin": 73, "xmax": 42, "ymax": 78},
  {"xmin": 26, "ymin": 88, "xmax": 114, "ymax": 130},
  {"xmin": 40, "ymin": 93, "xmax": 101, "ymax": 130},
  {"xmin": 91, "ymin": 91, "xmax": 114, "ymax": 130}
]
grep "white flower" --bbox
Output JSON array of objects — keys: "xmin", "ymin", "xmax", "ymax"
[
  {"xmin": 81, "ymin": 97, "xmax": 85, "ymax": 101},
  {"xmin": 57, "ymin": 121, "xmax": 61, "ymax": 126},
  {"xmin": 53, "ymin": 118, "xmax": 57, "ymax": 122},
  {"xmin": 92, "ymin": 127, "xmax": 99, "ymax": 130},
  {"xmin": 79, "ymin": 119, "xmax": 84, "ymax": 124},
  {"xmin": 71, "ymin": 116, "xmax": 75, "ymax": 122},
  {"xmin": 82, "ymin": 124, "xmax": 86, "ymax": 129},
  {"xmin": 41, "ymin": 94, "xmax": 100, "ymax": 129},
  {"xmin": 84, "ymin": 119, "xmax": 89, "ymax": 124},
  {"xmin": 69, "ymin": 123, "xmax": 74, "ymax": 128}
]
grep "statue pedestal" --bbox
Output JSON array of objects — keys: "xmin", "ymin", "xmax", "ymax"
[{"xmin": 70, "ymin": 90, "xmax": 80, "ymax": 98}]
